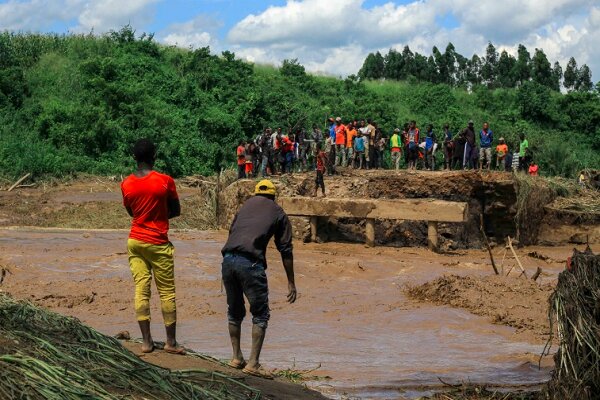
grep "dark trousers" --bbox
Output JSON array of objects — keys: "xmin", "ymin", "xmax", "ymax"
[
  {"xmin": 463, "ymin": 143, "xmax": 477, "ymax": 169},
  {"xmin": 222, "ymin": 254, "xmax": 270, "ymax": 329},
  {"xmin": 237, "ymin": 164, "xmax": 246, "ymax": 179},
  {"xmin": 328, "ymin": 147, "xmax": 336, "ymax": 175},
  {"xmin": 315, "ymin": 170, "xmax": 325, "ymax": 194}
]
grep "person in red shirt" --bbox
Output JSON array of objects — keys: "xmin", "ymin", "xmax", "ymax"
[
  {"xmin": 528, "ymin": 161, "xmax": 539, "ymax": 176},
  {"xmin": 313, "ymin": 142, "xmax": 327, "ymax": 197},
  {"xmin": 237, "ymin": 140, "xmax": 247, "ymax": 180},
  {"xmin": 121, "ymin": 139, "xmax": 184, "ymax": 355},
  {"xmin": 281, "ymin": 135, "xmax": 294, "ymax": 174}
]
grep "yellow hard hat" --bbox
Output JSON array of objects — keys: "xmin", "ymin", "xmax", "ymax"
[{"xmin": 255, "ymin": 179, "xmax": 277, "ymax": 196}]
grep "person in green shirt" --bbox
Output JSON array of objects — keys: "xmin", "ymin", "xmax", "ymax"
[
  {"xmin": 390, "ymin": 128, "xmax": 402, "ymax": 170},
  {"xmin": 519, "ymin": 133, "xmax": 530, "ymax": 171}
]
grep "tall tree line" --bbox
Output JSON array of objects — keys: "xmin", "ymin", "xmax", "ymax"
[{"xmin": 358, "ymin": 42, "xmax": 594, "ymax": 92}]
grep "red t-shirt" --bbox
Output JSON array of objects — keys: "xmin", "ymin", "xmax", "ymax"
[
  {"xmin": 282, "ymin": 136, "xmax": 294, "ymax": 153},
  {"xmin": 121, "ymin": 171, "xmax": 179, "ymax": 245},
  {"xmin": 316, "ymin": 151, "xmax": 327, "ymax": 172},
  {"xmin": 236, "ymin": 145, "xmax": 246, "ymax": 166},
  {"xmin": 528, "ymin": 165, "xmax": 539, "ymax": 176}
]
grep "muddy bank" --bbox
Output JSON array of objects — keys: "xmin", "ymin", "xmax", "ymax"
[
  {"xmin": 1, "ymin": 171, "xmax": 597, "ymax": 250},
  {"xmin": 120, "ymin": 342, "xmax": 327, "ymax": 400},
  {"xmin": 219, "ymin": 170, "xmax": 581, "ymax": 249},
  {"xmin": 0, "ymin": 176, "xmax": 219, "ymax": 230},
  {"xmin": 407, "ymin": 274, "xmax": 555, "ymax": 341}
]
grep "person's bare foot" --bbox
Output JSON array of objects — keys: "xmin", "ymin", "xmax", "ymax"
[
  {"xmin": 242, "ymin": 363, "xmax": 274, "ymax": 379},
  {"xmin": 164, "ymin": 343, "xmax": 186, "ymax": 355},
  {"xmin": 228, "ymin": 359, "xmax": 247, "ymax": 369},
  {"xmin": 141, "ymin": 341, "xmax": 154, "ymax": 353}
]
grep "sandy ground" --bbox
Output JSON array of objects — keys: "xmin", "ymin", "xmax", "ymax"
[{"xmin": 0, "ymin": 226, "xmax": 579, "ymax": 399}]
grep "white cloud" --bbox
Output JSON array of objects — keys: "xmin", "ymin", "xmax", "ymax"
[
  {"xmin": 228, "ymin": 0, "xmax": 438, "ymax": 49},
  {"xmin": 0, "ymin": 0, "xmax": 159, "ymax": 34},
  {"xmin": 73, "ymin": 0, "xmax": 159, "ymax": 33},
  {"xmin": 449, "ymin": 0, "xmax": 594, "ymax": 41},
  {"xmin": 225, "ymin": 0, "xmax": 599, "ymax": 79},
  {"xmin": 159, "ymin": 15, "xmax": 221, "ymax": 49},
  {"xmin": 0, "ymin": 0, "xmax": 83, "ymax": 31}
]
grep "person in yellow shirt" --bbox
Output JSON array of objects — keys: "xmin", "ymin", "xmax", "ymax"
[{"xmin": 390, "ymin": 128, "xmax": 402, "ymax": 170}]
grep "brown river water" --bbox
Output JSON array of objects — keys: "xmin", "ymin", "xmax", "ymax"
[{"xmin": 0, "ymin": 228, "xmax": 564, "ymax": 399}]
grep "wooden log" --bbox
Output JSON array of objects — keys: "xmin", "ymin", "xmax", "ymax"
[
  {"xmin": 507, "ymin": 236, "xmax": 528, "ymax": 278},
  {"xmin": 7, "ymin": 173, "xmax": 31, "ymax": 192},
  {"xmin": 480, "ymin": 214, "xmax": 499, "ymax": 275},
  {"xmin": 365, "ymin": 219, "xmax": 375, "ymax": 247},
  {"xmin": 531, "ymin": 267, "xmax": 542, "ymax": 281},
  {"xmin": 309, "ymin": 216, "xmax": 318, "ymax": 243},
  {"xmin": 428, "ymin": 221, "xmax": 439, "ymax": 252}
]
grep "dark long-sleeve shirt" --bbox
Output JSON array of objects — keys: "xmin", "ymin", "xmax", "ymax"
[
  {"xmin": 463, "ymin": 127, "xmax": 476, "ymax": 146},
  {"xmin": 221, "ymin": 196, "xmax": 293, "ymax": 268}
]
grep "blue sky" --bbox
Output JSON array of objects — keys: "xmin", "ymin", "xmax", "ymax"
[{"xmin": 0, "ymin": 0, "xmax": 598, "ymax": 78}]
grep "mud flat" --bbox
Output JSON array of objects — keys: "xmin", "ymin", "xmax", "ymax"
[{"xmin": 0, "ymin": 228, "xmax": 581, "ymax": 399}]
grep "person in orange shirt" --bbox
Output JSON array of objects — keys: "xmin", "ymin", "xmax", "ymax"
[
  {"xmin": 237, "ymin": 140, "xmax": 246, "ymax": 179},
  {"xmin": 334, "ymin": 117, "xmax": 346, "ymax": 167},
  {"xmin": 121, "ymin": 139, "xmax": 184, "ymax": 355},
  {"xmin": 345, "ymin": 122, "xmax": 357, "ymax": 167},
  {"xmin": 495, "ymin": 137, "xmax": 509, "ymax": 171}
]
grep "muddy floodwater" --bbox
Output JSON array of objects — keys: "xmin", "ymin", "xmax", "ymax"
[{"xmin": 0, "ymin": 228, "xmax": 568, "ymax": 399}]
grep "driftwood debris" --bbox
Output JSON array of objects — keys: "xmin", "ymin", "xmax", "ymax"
[
  {"xmin": 506, "ymin": 236, "xmax": 528, "ymax": 278},
  {"xmin": 480, "ymin": 214, "xmax": 499, "ymax": 275},
  {"xmin": 7, "ymin": 173, "xmax": 31, "ymax": 192},
  {"xmin": 531, "ymin": 266, "xmax": 542, "ymax": 281}
]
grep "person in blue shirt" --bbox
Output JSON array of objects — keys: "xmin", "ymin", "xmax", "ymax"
[
  {"xmin": 424, "ymin": 124, "xmax": 437, "ymax": 171},
  {"xmin": 328, "ymin": 117, "xmax": 336, "ymax": 142},
  {"xmin": 479, "ymin": 122, "xmax": 493, "ymax": 170},
  {"xmin": 353, "ymin": 132, "xmax": 366, "ymax": 169}
]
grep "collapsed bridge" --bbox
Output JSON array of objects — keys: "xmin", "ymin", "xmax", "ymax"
[{"xmin": 278, "ymin": 197, "xmax": 468, "ymax": 251}]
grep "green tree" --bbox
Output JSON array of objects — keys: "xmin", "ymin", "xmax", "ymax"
[
  {"xmin": 576, "ymin": 64, "xmax": 593, "ymax": 92},
  {"xmin": 563, "ymin": 57, "xmax": 578, "ymax": 91},
  {"xmin": 512, "ymin": 44, "xmax": 531, "ymax": 85},
  {"xmin": 401, "ymin": 45, "xmax": 415, "ymax": 78},
  {"xmin": 358, "ymin": 51, "xmax": 384, "ymax": 80},
  {"xmin": 383, "ymin": 49, "xmax": 404, "ymax": 80},
  {"xmin": 443, "ymin": 42, "xmax": 458, "ymax": 86},
  {"xmin": 281, "ymin": 58, "xmax": 306, "ymax": 78},
  {"xmin": 467, "ymin": 54, "xmax": 482, "ymax": 86},
  {"xmin": 481, "ymin": 42, "xmax": 498, "ymax": 87},
  {"xmin": 496, "ymin": 50, "xmax": 516, "ymax": 88},
  {"xmin": 551, "ymin": 61, "xmax": 563, "ymax": 91},
  {"xmin": 531, "ymin": 48, "xmax": 553, "ymax": 88}
]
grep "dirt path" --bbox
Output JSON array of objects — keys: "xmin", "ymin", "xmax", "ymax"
[{"xmin": 0, "ymin": 227, "xmax": 578, "ymax": 398}]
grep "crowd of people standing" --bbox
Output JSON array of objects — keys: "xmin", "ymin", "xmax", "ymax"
[{"xmin": 235, "ymin": 117, "xmax": 538, "ymax": 183}]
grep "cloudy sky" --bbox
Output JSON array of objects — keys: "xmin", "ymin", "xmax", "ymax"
[{"xmin": 0, "ymin": 0, "xmax": 598, "ymax": 79}]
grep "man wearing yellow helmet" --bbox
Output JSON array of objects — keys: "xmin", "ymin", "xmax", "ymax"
[{"xmin": 220, "ymin": 179, "xmax": 297, "ymax": 378}]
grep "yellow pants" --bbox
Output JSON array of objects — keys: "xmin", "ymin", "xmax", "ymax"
[{"xmin": 127, "ymin": 239, "xmax": 176, "ymax": 326}]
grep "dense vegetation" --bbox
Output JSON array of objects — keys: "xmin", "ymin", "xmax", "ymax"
[
  {"xmin": 358, "ymin": 42, "xmax": 595, "ymax": 92},
  {"xmin": 0, "ymin": 27, "xmax": 599, "ymax": 179}
]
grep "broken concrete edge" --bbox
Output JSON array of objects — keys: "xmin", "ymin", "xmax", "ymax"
[{"xmin": 278, "ymin": 197, "xmax": 468, "ymax": 223}]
